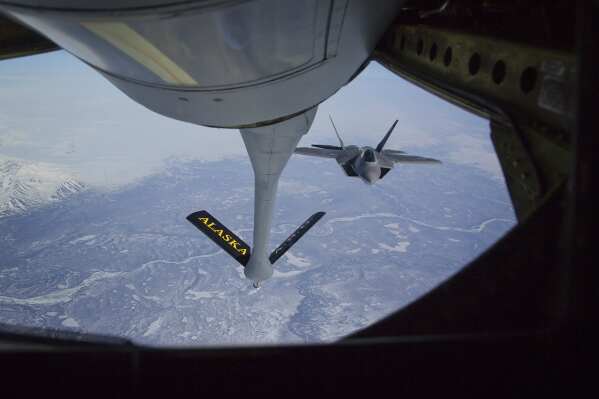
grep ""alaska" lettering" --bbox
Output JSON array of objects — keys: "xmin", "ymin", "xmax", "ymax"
[{"xmin": 197, "ymin": 217, "xmax": 248, "ymax": 255}]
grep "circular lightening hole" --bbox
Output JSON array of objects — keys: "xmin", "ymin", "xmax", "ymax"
[
  {"xmin": 492, "ymin": 60, "xmax": 507, "ymax": 84},
  {"xmin": 520, "ymin": 67, "xmax": 537, "ymax": 94},
  {"xmin": 443, "ymin": 46, "xmax": 452, "ymax": 66},
  {"xmin": 468, "ymin": 53, "xmax": 481, "ymax": 75},
  {"xmin": 429, "ymin": 42, "xmax": 438, "ymax": 61},
  {"xmin": 417, "ymin": 38, "xmax": 424, "ymax": 55}
]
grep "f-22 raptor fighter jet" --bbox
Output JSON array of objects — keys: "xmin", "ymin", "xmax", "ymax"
[{"xmin": 295, "ymin": 116, "xmax": 441, "ymax": 185}]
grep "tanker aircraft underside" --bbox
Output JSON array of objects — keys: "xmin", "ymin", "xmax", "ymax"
[{"xmin": 0, "ymin": 0, "xmax": 403, "ymax": 286}]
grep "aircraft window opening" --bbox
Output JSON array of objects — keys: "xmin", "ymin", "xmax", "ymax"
[
  {"xmin": 429, "ymin": 42, "xmax": 438, "ymax": 61},
  {"xmin": 492, "ymin": 60, "xmax": 507, "ymax": 85},
  {"xmin": 0, "ymin": 50, "xmax": 516, "ymax": 347},
  {"xmin": 520, "ymin": 66, "xmax": 537, "ymax": 94},
  {"xmin": 468, "ymin": 52, "xmax": 481, "ymax": 76},
  {"xmin": 443, "ymin": 46, "xmax": 453, "ymax": 66}
]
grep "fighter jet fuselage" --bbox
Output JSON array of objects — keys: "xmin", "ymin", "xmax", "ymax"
[
  {"xmin": 347, "ymin": 146, "xmax": 384, "ymax": 185},
  {"xmin": 295, "ymin": 117, "xmax": 441, "ymax": 183}
]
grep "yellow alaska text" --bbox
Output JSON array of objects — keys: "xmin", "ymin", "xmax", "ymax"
[{"xmin": 197, "ymin": 217, "xmax": 248, "ymax": 255}]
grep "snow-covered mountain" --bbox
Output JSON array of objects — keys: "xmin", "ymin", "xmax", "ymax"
[
  {"xmin": 0, "ymin": 159, "xmax": 85, "ymax": 217},
  {"xmin": 0, "ymin": 157, "xmax": 515, "ymax": 346}
]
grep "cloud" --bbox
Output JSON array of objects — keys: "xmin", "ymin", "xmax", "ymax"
[
  {"xmin": 0, "ymin": 52, "xmax": 504, "ymax": 187},
  {"xmin": 0, "ymin": 127, "xmax": 36, "ymax": 148},
  {"xmin": 445, "ymin": 133, "xmax": 503, "ymax": 178}
]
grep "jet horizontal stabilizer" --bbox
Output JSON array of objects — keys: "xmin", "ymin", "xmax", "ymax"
[
  {"xmin": 269, "ymin": 212, "xmax": 326, "ymax": 264},
  {"xmin": 312, "ymin": 144, "xmax": 343, "ymax": 150},
  {"xmin": 186, "ymin": 210, "xmax": 251, "ymax": 266}
]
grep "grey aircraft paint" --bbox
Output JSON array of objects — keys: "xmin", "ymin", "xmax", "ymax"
[
  {"xmin": 295, "ymin": 116, "xmax": 441, "ymax": 184},
  {"xmin": 240, "ymin": 109, "xmax": 316, "ymax": 284},
  {"xmin": 0, "ymin": 0, "xmax": 405, "ymax": 285}
]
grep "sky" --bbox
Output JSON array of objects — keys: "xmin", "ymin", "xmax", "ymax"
[
  {"xmin": 0, "ymin": 50, "xmax": 502, "ymax": 187},
  {"xmin": 0, "ymin": 49, "xmax": 515, "ymax": 345}
]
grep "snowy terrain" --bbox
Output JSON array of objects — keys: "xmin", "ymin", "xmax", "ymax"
[
  {"xmin": 0, "ymin": 158, "xmax": 85, "ymax": 217},
  {"xmin": 0, "ymin": 53, "xmax": 516, "ymax": 347},
  {"xmin": 0, "ymin": 156, "xmax": 515, "ymax": 346}
]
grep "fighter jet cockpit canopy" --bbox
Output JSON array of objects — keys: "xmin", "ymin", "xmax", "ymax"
[
  {"xmin": 363, "ymin": 149, "xmax": 375, "ymax": 162},
  {"xmin": 0, "ymin": 0, "xmax": 402, "ymax": 127}
]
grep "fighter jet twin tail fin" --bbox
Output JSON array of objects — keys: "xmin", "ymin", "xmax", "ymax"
[{"xmin": 186, "ymin": 210, "xmax": 325, "ymax": 267}]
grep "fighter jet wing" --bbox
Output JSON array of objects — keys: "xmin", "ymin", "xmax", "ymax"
[
  {"xmin": 381, "ymin": 149, "xmax": 406, "ymax": 155},
  {"xmin": 334, "ymin": 146, "xmax": 361, "ymax": 164},
  {"xmin": 294, "ymin": 147, "xmax": 343, "ymax": 158},
  {"xmin": 382, "ymin": 152, "xmax": 441, "ymax": 164}
]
